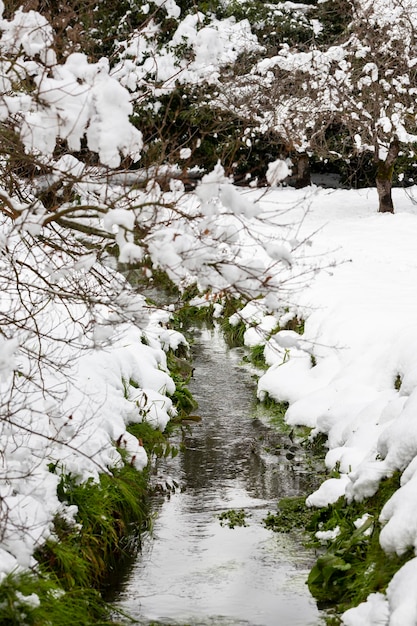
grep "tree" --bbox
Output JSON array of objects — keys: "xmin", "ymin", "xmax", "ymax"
[
  {"xmin": 228, "ymin": 0, "xmax": 417, "ymax": 212},
  {"xmin": 308, "ymin": 0, "xmax": 417, "ymax": 213},
  {"xmin": 0, "ymin": 1, "xmax": 311, "ymax": 583}
]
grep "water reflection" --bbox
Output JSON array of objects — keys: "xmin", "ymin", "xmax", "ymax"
[{"xmin": 113, "ymin": 326, "xmax": 323, "ymax": 626}]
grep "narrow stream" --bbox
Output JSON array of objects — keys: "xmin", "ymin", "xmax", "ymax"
[{"xmin": 112, "ymin": 326, "xmax": 324, "ymax": 626}]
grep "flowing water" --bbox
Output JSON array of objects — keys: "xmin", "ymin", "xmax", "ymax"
[{"xmin": 112, "ymin": 326, "xmax": 324, "ymax": 626}]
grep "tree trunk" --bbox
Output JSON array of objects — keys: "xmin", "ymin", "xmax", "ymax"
[
  {"xmin": 376, "ymin": 138, "xmax": 399, "ymax": 213},
  {"xmin": 289, "ymin": 152, "xmax": 311, "ymax": 189}
]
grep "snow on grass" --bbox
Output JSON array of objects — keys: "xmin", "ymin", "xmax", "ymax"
[
  {"xmin": 0, "ymin": 315, "xmax": 180, "ymax": 583},
  {"xmin": 233, "ymin": 183, "xmax": 417, "ymax": 624},
  {"xmin": 0, "ymin": 222, "xmax": 182, "ymax": 584}
]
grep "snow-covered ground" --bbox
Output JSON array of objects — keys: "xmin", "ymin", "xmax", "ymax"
[
  {"xmin": 4, "ymin": 2, "xmax": 417, "ymax": 622},
  {"xmin": 232, "ymin": 183, "xmax": 417, "ymax": 625},
  {"xmin": 4, "ymin": 172, "xmax": 417, "ymax": 624}
]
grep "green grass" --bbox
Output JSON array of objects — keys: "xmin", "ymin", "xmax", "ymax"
[
  {"xmin": 0, "ymin": 571, "xmax": 116, "ymax": 626},
  {"xmin": 255, "ymin": 394, "xmax": 290, "ymax": 432},
  {"xmin": 256, "ymin": 392, "xmax": 412, "ymax": 622},
  {"xmin": 218, "ymin": 297, "xmax": 247, "ymax": 347},
  {"xmin": 1, "ymin": 458, "xmax": 150, "ymax": 625},
  {"xmin": 221, "ymin": 317, "xmax": 246, "ymax": 347},
  {"xmin": 127, "ymin": 420, "xmax": 181, "ymax": 459},
  {"xmin": 8, "ymin": 350, "xmax": 193, "ymax": 625},
  {"xmin": 166, "ymin": 350, "xmax": 199, "ymax": 418},
  {"xmin": 263, "ymin": 496, "xmax": 315, "ymax": 533},
  {"xmin": 172, "ymin": 301, "xmax": 216, "ymax": 328},
  {"xmin": 37, "ymin": 462, "xmax": 149, "ymax": 590},
  {"xmin": 0, "ymin": 304, "xmax": 314, "ymax": 624},
  {"xmin": 0, "ymin": 315, "xmax": 199, "ymax": 623},
  {"xmin": 243, "ymin": 343, "xmax": 267, "ymax": 368},
  {"xmin": 307, "ymin": 473, "xmax": 413, "ymax": 614}
]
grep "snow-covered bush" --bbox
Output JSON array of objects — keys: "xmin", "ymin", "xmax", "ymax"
[{"xmin": 0, "ymin": 2, "xmax": 306, "ymax": 591}]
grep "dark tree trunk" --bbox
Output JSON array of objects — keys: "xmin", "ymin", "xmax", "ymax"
[
  {"xmin": 286, "ymin": 152, "xmax": 311, "ymax": 188},
  {"xmin": 376, "ymin": 138, "xmax": 399, "ymax": 213},
  {"xmin": 293, "ymin": 152, "xmax": 311, "ymax": 188}
]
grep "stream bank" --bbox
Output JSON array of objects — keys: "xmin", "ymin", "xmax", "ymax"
[{"xmin": 110, "ymin": 325, "xmax": 325, "ymax": 625}]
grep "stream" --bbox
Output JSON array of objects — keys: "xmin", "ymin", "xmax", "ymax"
[{"xmin": 112, "ymin": 326, "xmax": 324, "ymax": 625}]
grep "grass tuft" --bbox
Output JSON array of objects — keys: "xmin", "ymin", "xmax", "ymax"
[
  {"xmin": 37, "ymin": 463, "xmax": 149, "ymax": 591},
  {"xmin": 0, "ymin": 570, "xmax": 117, "ymax": 626},
  {"xmin": 244, "ymin": 343, "xmax": 267, "ymax": 368}
]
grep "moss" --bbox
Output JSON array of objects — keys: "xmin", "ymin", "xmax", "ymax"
[{"xmin": 264, "ymin": 496, "xmax": 315, "ymax": 533}]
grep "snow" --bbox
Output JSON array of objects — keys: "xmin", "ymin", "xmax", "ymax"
[
  {"xmin": 112, "ymin": 12, "xmax": 261, "ymax": 95},
  {"xmin": 226, "ymin": 183, "xmax": 417, "ymax": 624},
  {"xmin": 0, "ymin": 8, "xmax": 56, "ymax": 65},
  {"xmin": 151, "ymin": 0, "xmax": 181, "ymax": 19},
  {"xmin": 266, "ymin": 158, "xmax": 292, "ymax": 186},
  {"xmin": 2, "ymin": 2, "xmax": 417, "ymax": 622},
  {"xmin": 315, "ymin": 525, "xmax": 341, "ymax": 544},
  {"xmin": 0, "ymin": 214, "xmax": 182, "ymax": 583},
  {"xmin": 342, "ymin": 593, "xmax": 389, "ymax": 626},
  {"xmin": 0, "ymin": 15, "xmax": 144, "ymax": 168},
  {"xmin": 306, "ymin": 475, "xmax": 352, "ymax": 508}
]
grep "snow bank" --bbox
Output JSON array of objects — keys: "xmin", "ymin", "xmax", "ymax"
[
  {"xmin": 0, "ymin": 308, "xmax": 181, "ymax": 583},
  {"xmin": 0, "ymin": 216, "xmax": 183, "ymax": 583},
  {"xmin": 233, "ymin": 184, "xmax": 417, "ymax": 623}
]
